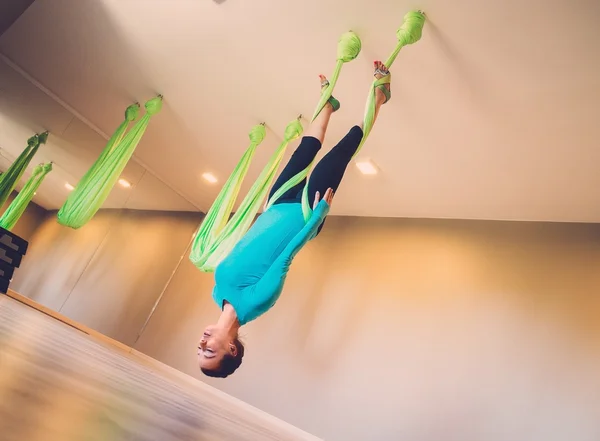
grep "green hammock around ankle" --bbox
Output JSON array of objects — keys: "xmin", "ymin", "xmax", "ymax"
[
  {"xmin": 0, "ymin": 132, "xmax": 48, "ymax": 210},
  {"xmin": 297, "ymin": 10, "xmax": 426, "ymax": 222},
  {"xmin": 0, "ymin": 162, "xmax": 53, "ymax": 231},
  {"xmin": 189, "ymin": 11, "xmax": 425, "ymax": 272},
  {"xmin": 57, "ymin": 97, "xmax": 162, "ymax": 229}
]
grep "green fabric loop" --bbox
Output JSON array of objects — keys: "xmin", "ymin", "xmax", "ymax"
[
  {"xmin": 249, "ymin": 124, "xmax": 267, "ymax": 144},
  {"xmin": 144, "ymin": 96, "xmax": 163, "ymax": 115},
  {"xmin": 27, "ymin": 135, "xmax": 38, "ymax": 147},
  {"xmin": 298, "ymin": 11, "xmax": 425, "ymax": 222},
  {"xmin": 0, "ymin": 132, "xmax": 46, "ymax": 209},
  {"xmin": 354, "ymin": 10, "xmax": 426, "ymax": 159},
  {"xmin": 0, "ymin": 161, "xmax": 52, "ymax": 231},
  {"xmin": 385, "ymin": 10, "xmax": 426, "ymax": 67},
  {"xmin": 311, "ymin": 31, "xmax": 362, "ymax": 121},
  {"xmin": 190, "ymin": 124, "xmax": 268, "ymax": 272},
  {"xmin": 41, "ymin": 162, "xmax": 53, "ymax": 173},
  {"xmin": 396, "ymin": 11, "xmax": 425, "ymax": 44},
  {"xmin": 37, "ymin": 131, "xmax": 49, "ymax": 144},
  {"xmin": 337, "ymin": 30, "xmax": 362, "ymax": 62},
  {"xmin": 283, "ymin": 118, "xmax": 303, "ymax": 141},
  {"xmin": 57, "ymin": 100, "xmax": 161, "ymax": 229},
  {"xmin": 125, "ymin": 103, "xmax": 141, "ymax": 121},
  {"xmin": 190, "ymin": 118, "xmax": 306, "ymax": 272}
]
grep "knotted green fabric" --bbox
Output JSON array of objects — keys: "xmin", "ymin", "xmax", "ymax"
[
  {"xmin": 57, "ymin": 97, "xmax": 161, "ymax": 229},
  {"xmin": 190, "ymin": 118, "xmax": 304, "ymax": 272},
  {"xmin": 0, "ymin": 132, "xmax": 47, "ymax": 209},
  {"xmin": 0, "ymin": 162, "xmax": 52, "ymax": 230},
  {"xmin": 311, "ymin": 31, "xmax": 361, "ymax": 121},
  {"xmin": 297, "ymin": 11, "xmax": 426, "ymax": 221},
  {"xmin": 356, "ymin": 10, "xmax": 425, "ymax": 157},
  {"xmin": 269, "ymin": 32, "xmax": 362, "ymax": 221}
]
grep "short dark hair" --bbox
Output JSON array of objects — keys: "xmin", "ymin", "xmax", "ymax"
[{"xmin": 201, "ymin": 338, "xmax": 245, "ymax": 378}]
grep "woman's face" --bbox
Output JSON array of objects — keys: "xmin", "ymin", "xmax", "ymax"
[{"xmin": 197, "ymin": 324, "xmax": 232, "ymax": 370}]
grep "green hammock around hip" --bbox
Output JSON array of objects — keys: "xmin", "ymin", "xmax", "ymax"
[
  {"xmin": 56, "ymin": 97, "xmax": 162, "ymax": 229},
  {"xmin": 0, "ymin": 162, "xmax": 53, "ymax": 231},
  {"xmin": 0, "ymin": 132, "xmax": 48, "ymax": 210},
  {"xmin": 189, "ymin": 118, "xmax": 304, "ymax": 272}
]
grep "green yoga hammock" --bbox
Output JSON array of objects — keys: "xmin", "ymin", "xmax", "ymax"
[
  {"xmin": 0, "ymin": 162, "xmax": 52, "ymax": 231},
  {"xmin": 190, "ymin": 118, "xmax": 304, "ymax": 272},
  {"xmin": 189, "ymin": 10, "xmax": 425, "ymax": 272},
  {"xmin": 0, "ymin": 132, "xmax": 47, "ymax": 210},
  {"xmin": 57, "ymin": 97, "xmax": 162, "ymax": 229},
  {"xmin": 297, "ymin": 10, "xmax": 426, "ymax": 221}
]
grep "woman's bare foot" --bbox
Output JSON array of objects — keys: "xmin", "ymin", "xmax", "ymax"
[
  {"xmin": 373, "ymin": 61, "xmax": 391, "ymax": 106},
  {"xmin": 319, "ymin": 74, "xmax": 340, "ymax": 112}
]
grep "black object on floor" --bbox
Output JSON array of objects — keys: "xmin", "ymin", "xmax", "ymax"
[
  {"xmin": 0, "ymin": 228, "xmax": 29, "ymax": 294},
  {"xmin": 0, "ymin": 227, "xmax": 28, "ymax": 255},
  {"xmin": 0, "ymin": 260, "xmax": 15, "ymax": 280}
]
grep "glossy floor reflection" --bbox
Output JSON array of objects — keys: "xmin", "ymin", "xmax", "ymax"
[{"xmin": 0, "ymin": 296, "xmax": 318, "ymax": 441}]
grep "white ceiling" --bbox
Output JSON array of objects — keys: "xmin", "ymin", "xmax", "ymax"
[{"xmin": 0, "ymin": 0, "xmax": 599, "ymax": 222}]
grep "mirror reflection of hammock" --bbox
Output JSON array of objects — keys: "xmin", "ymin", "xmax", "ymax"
[
  {"xmin": 0, "ymin": 132, "xmax": 53, "ymax": 231},
  {"xmin": 190, "ymin": 11, "xmax": 425, "ymax": 272}
]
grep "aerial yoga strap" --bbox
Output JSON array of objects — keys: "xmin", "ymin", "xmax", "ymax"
[
  {"xmin": 267, "ymin": 31, "xmax": 362, "ymax": 215},
  {"xmin": 190, "ymin": 118, "xmax": 304, "ymax": 272},
  {"xmin": 355, "ymin": 10, "xmax": 425, "ymax": 157},
  {"xmin": 57, "ymin": 97, "xmax": 162, "ymax": 229},
  {"xmin": 298, "ymin": 10, "xmax": 426, "ymax": 221},
  {"xmin": 0, "ymin": 132, "xmax": 47, "ymax": 209},
  {"xmin": 0, "ymin": 162, "xmax": 52, "ymax": 231}
]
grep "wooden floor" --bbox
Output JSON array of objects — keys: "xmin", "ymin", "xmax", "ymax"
[{"xmin": 0, "ymin": 295, "xmax": 320, "ymax": 441}]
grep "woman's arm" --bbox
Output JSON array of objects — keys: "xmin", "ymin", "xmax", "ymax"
[{"xmin": 252, "ymin": 190, "xmax": 333, "ymax": 310}]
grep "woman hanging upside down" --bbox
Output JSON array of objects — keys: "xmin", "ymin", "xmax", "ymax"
[{"xmin": 198, "ymin": 61, "xmax": 392, "ymax": 378}]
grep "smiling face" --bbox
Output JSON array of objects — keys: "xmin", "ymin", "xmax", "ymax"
[{"xmin": 197, "ymin": 324, "xmax": 237, "ymax": 371}]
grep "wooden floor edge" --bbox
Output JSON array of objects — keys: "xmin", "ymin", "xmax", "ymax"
[
  {"xmin": 5, "ymin": 289, "xmax": 134, "ymax": 354},
  {"xmin": 3, "ymin": 290, "xmax": 325, "ymax": 441}
]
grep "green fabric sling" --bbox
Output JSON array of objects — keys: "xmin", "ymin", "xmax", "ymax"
[
  {"xmin": 188, "ymin": 12, "xmax": 425, "ymax": 271},
  {"xmin": 266, "ymin": 31, "xmax": 362, "ymax": 217},
  {"xmin": 0, "ymin": 132, "xmax": 47, "ymax": 210},
  {"xmin": 355, "ymin": 10, "xmax": 425, "ymax": 157},
  {"xmin": 57, "ymin": 97, "xmax": 161, "ymax": 229},
  {"xmin": 0, "ymin": 162, "xmax": 52, "ymax": 231},
  {"xmin": 298, "ymin": 10, "xmax": 426, "ymax": 221},
  {"xmin": 190, "ymin": 118, "xmax": 304, "ymax": 272}
]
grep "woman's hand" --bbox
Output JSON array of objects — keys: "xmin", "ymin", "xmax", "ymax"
[{"xmin": 313, "ymin": 188, "xmax": 334, "ymax": 209}]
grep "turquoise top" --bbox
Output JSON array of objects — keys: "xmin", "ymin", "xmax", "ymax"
[{"xmin": 213, "ymin": 200, "xmax": 329, "ymax": 325}]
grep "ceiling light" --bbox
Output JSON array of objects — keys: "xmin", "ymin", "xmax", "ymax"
[
  {"xmin": 118, "ymin": 178, "xmax": 132, "ymax": 188},
  {"xmin": 202, "ymin": 172, "xmax": 218, "ymax": 184},
  {"xmin": 65, "ymin": 183, "xmax": 74, "ymax": 191},
  {"xmin": 355, "ymin": 158, "xmax": 379, "ymax": 175}
]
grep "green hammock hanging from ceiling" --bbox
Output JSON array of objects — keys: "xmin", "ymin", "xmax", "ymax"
[
  {"xmin": 57, "ymin": 96, "xmax": 162, "ymax": 229},
  {"xmin": 189, "ymin": 11, "xmax": 425, "ymax": 273},
  {"xmin": 0, "ymin": 162, "xmax": 53, "ymax": 231},
  {"xmin": 0, "ymin": 132, "xmax": 48, "ymax": 210}
]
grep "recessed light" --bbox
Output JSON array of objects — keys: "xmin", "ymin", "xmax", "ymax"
[
  {"xmin": 355, "ymin": 158, "xmax": 379, "ymax": 175},
  {"xmin": 202, "ymin": 172, "xmax": 218, "ymax": 184},
  {"xmin": 65, "ymin": 183, "xmax": 74, "ymax": 191},
  {"xmin": 118, "ymin": 178, "xmax": 132, "ymax": 188}
]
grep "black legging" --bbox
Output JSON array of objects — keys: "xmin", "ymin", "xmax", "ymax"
[{"xmin": 269, "ymin": 125, "xmax": 364, "ymax": 232}]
